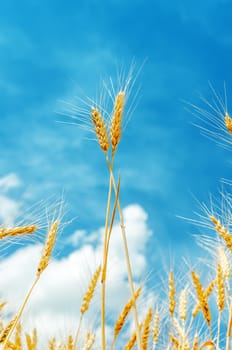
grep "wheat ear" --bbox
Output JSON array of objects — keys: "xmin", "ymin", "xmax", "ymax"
[
  {"xmin": 25, "ymin": 329, "xmax": 37, "ymax": 350},
  {"xmin": 66, "ymin": 335, "xmax": 74, "ymax": 350},
  {"xmin": 192, "ymin": 335, "xmax": 199, "ymax": 350},
  {"xmin": 91, "ymin": 107, "xmax": 110, "ymax": 152},
  {"xmin": 192, "ymin": 279, "xmax": 216, "ymax": 318},
  {"xmin": 142, "ymin": 308, "xmax": 153, "ymax": 350},
  {"xmin": 74, "ymin": 266, "xmax": 101, "ymax": 349},
  {"xmin": 2, "ymin": 220, "xmax": 59, "ymax": 349},
  {"xmin": 152, "ymin": 310, "xmax": 159, "ymax": 349},
  {"xmin": 218, "ymin": 246, "xmax": 230, "ymax": 279},
  {"xmin": 111, "ymin": 92, "xmax": 124, "ymax": 156},
  {"xmin": 217, "ymin": 263, "xmax": 225, "ymax": 349},
  {"xmin": 0, "ymin": 225, "xmax": 37, "ymax": 240},
  {"xmin": 199, "ymin": 340, "xmax": 215, "ymax": 349},
  {"xmin": 113, "ymin": 287, "xmax": 141, "ymax": 346},
  {"xmin": 0, "ymin": 317, "xmax": 16, "ymax": 343},
  {"xmin": 191, "ymin": 271, "xmax": 211, "ymax": 327},
  {"xmin": 217, "ymin": 263, "xmax": 225, "ymax": 312},
  {"xmin": 210, "ymin": 215, "xmax": 232, "ymax": 250},
  {"xmin": 82, "ymin": 332, "xmax": 95, "ymax": 350},
  {"xmin": 124, "ymin": 324, "xmax": 143, "ymax": 350},
  {"xmin": 37, "ymin": 220, "xmax": 59, "ymax": 276},
  {"xmin": 14, "ymin": 324, "xmax": 22, "ymax": 350},
  {"xmin": 225, "ymin": 112, "xmax": 232, "ymax": 134},
  {"xmin": 80, "ymin": 265, "xmax": 101, "ymax": 314},
  {"xmin": 48, "ymin": 338, "xmax": 56, "ymax": 350},
  {"xmin": 179, "ymin": 289, "xmax": 188, "ymax": 322},
  {"xmin": 169, "ymin": 333, "xmax": 179, "ymax": 348},
  {"xmin": 169, "ymin": 271, "xmax": 176, "ymax": 317}
]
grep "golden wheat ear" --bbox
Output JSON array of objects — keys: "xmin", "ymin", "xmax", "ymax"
[
  {"xmin": 0, "ymin": 225, "xmax": 37, "ymax": 240},
  {"xmin": 169, "ymin": 271, "xmax": 176, "ymax": 317},
  {"xmin": 91, "ymin": 107, "xmax": 110, "ymax": 153},
  {"xmin": 37, "ymin": 220, "xmax": 59, "ymax": 276},
  {"xmin": 225, "ymin": 112, "xmax": 232, "ymax": 134},
  {"xmin": 25, "ymin": 328, "xmax": 37, "ymax": 350},
  {"xmin": 80, "ymin": 265, "xmax": 101, "ymax": 315},
  {"xmin": 210, "ymin": 215, "xmax": 232, "ymax": 250},
  {"xmin": 110, "ymin": 91, "xmax": 124, "ymax": 156},
  {"xmin": 191, "ymin": 271, "xmax": 211, "ymax": 326},
  {"xmin": 112, "ymin": 287, "xmax": 142, "ymax": 347}
]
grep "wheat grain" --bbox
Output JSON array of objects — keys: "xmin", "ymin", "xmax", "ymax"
[
  {"xmin": 191, "ymin": 271, "xmax": 211, "ymax": 326},
  {"xmin": 37, "ymin": 220, "xmax": 59, "ymax": 276},
  {"xmin": 111, "ymin": 91, "xmax": 124, "ymax": 155},
  {"xmin": 91, "ymin": 108, "xmax": 110, "ymax": 152},
  {"xmin": 80, "ymin": 265, "xmax": 101, "ymax": 314}
]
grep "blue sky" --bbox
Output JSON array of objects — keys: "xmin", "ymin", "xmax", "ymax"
[
  {"xmin": 1, "ymin": 0, "xmax": 232, "ymax": 343},
  {"xmin": 1, "ymin": 1, "xmax": 232, "ymax": 252}
]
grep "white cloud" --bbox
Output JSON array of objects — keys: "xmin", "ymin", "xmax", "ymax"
[
  {"xmin": 0, "ymin": 203, "xmax": 152, "ymax": 347},
  {"xmin": 0, "ymin": 173, "xmax": 22, "ymax": 225},
  {"xmin": 0, "ymin": 173, "xmax": 21, "ymax": 192}
]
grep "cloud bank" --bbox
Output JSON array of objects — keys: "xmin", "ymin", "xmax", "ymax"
[{"xmin": 0, "ymin": 178, "xmax": 152, "ymax": 346}]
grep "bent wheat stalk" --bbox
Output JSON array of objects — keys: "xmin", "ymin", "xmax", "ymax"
[{"xmin": 106, "ymin": 160, "xmax": 142, "ymax": 350}]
